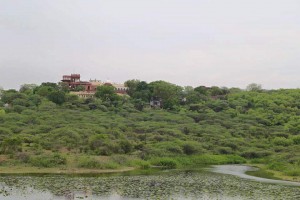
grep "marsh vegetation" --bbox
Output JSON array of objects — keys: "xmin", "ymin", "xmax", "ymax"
[{"xmin": 0, "ymin": 166, "xmax": 299, "ymax": 200}]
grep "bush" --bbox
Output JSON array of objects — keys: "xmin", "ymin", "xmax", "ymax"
[
  {"xmin": 1, "ymin": 136, "xmax": 22, "ymax": 154},
  {"xmin": 267, "ymin": 162, "xmax": 286, "ymax": 171},
  {"xmin": 13, "ymin": 105, "xmax": 26, "ymax": 113},
  {"xmin": 189, "ymin": 154, "xmax": 246, "ymax": 165},
  {"xmin": 0, "ymin": 109, "xmax": 5, "ymax": 115},
  {"xmin": 272, "ymin": 137, "xmax": 293, "ymax": 146},
  {"xmin": 111, "ymin": 155, "xmax": 129, "ymax": 165},
  {"xmin": 217, "ymin": 147, "xmax": 233, "ymax": 155},
  {"xmin": 119, "ymin": 140, "xmax": 133, "ymax": 154},
  {"xmin": 77, "ymin": 156, "xmax": 100, "ymax": 168},
  {"xmin": 77, "ymin": 156, "xmax": 119, "ymax": 169},
  {"xmin": 182, "ymin": 143, "xmax": 198, "ymax": 155},
  {"xmin": 129, "ymin": 159, "xmax": 151, "ymax": 169},
  {"xmin": 0, "ymin": 127, "xmax": 12, "ymax": 135},
  {"xmin": 167, "ymin": 145, "xmax": 183, "ymax": 154},
  {"xmin": 98, "ymin": 105, "xmax": 108, "ymax": 112},
  {"xmin": 30, "ymin": 153, "xmax": 66, "ymax": 167},
  {"xmin": 150, "ymin": 158, "xmax": 178, "ymax": 169},
  {"xmin": 241, "ymin": 150, "xmax": 272, "ymax": 159},
  {"xmin": 292, "ymin": 135, "xmax": 300, "ymax": 145},
  {"xmin": 16, "ymin": 152, "xmax": 30, "ymax": 163},
  {"xmin": 285, "ymin": 169, "xmax": 300, "ymax": 176},
  {"xmin": 103, "ymin": 162, "xmax": 119, "ymax": 169}
]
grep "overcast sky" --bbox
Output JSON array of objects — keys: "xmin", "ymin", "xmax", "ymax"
[{"xmin": 0, "ymin": 0, "xmax": 299, "ymax": 90}]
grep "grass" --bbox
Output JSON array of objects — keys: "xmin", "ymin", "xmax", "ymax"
[
  {"xmin": 0, "ymin": 152, "xmax": 299, "ymax": 183},
  {"xmin": 150, "ymin": 154, "xmax": 246, "ymax": 169},
  {"xmin": 249, "ymin": 164, "xmax": 300, "ymax": 182},
  {"xmin": 0, "ymin": 165, "xmax": 134, "ymax": 174}
]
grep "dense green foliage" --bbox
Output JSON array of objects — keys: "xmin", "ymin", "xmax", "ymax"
[{"xmin": 0, "ymin": 81, "xmax": 299, "ymax": 177}]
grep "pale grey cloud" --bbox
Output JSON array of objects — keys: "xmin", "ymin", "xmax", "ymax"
[{"xmin": 0, "ymin": 0, "xmax": 299, "ymax": 89}]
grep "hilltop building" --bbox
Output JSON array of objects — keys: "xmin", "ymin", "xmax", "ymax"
[{"xmin": 61, "ymin": 74, "xmax": 128, "ymax": 98}]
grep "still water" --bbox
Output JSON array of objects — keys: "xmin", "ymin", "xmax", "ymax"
[{"xmin": 0, "ymin": 165, "xmax": 299, "ymax": 200}]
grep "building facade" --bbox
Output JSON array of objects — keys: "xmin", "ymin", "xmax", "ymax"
[{"xmin": 62, "ymin": 74, "xmax": 128, "ymax": 98}]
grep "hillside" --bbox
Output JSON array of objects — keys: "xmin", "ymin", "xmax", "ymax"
[{"xmin": 0, "ymin": 81, "xmax": 299, "ymax": 179}]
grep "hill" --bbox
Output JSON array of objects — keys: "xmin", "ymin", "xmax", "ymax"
[{"xmin": 0, "ymin": 81, "xmax": 299, "ymax": 180}]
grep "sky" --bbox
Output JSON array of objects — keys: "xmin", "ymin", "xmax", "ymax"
[{"xmin": 0, "ymin": 0, "xmax": 299, "ymax": 90}]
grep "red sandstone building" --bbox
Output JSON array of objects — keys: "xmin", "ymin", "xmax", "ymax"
[{"xmin": 61, "ymin": 74, "xmax": 128, "ymax": 98}]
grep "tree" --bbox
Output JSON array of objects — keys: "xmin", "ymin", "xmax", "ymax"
[
  {"xmin": 133, "ymin": 81, "xmax": 151, "ymax": 102},
  {"xmin": 58, "ymin": 82, "xmax": 70, "ymax": 93},
  {"xmin": 0, "ymin": 90, "xmax": 26, "ymax": 104},
  {"xmin": 124, "ymin": 79, "xmax": 140, "ymax": 97},
  {"xmin": 194, "ymin": 86, "xmax": 209, "ymax": 95},
  {"xmin": 34, "ymin": 82, "xmax": 60, "ymax": 97},
  {"xmin": 12, "ymin": 98, "xmax": 29, "ymax": 107},
  {"xmin": 47, "ymin": 91, "xmax": 65, "ymax": 105},
  {"xmin": 65, "ymin": 94, "xmax": 80, "ymax": 105},
  {"xmin": 246, "ymin": 83, "xmax": 262, "ymax": 92},
  {"xmin": 34, "ymin": 86, "xmax": 55, "ymax": 97},
  {"xmin": 229, "ymin": 87, "xmax": 242, "ymax": 94},
  {"xmin": 181, "ymin": 86, "xmax": 211, "ymax": 104},
  {"xmin": 149, "ymin": 81, "xmax": 182, "ymax": 109},
  {"xmin": 28, "ymin": 94, "xmax": 42, "ymax": 106},
  {"xmin": 182, "ymin": 86, "xmax": 194, "ymax": 95},
  {"xmin": 124, "ymin": 80, "xmax": 151, "ymax": 102},
  {"xmin": 19, "ymin": 84, "xmax": 38, "ymax": 94},
  {"xmin": 136, "ymin": 81, "xmax": 148, "ymax": 91},
  {"xmin": 0, "ymin": 86, "xmax": 4, "ymax": 96},
  {"xmin": 95, "ymin": 85, "xmax": 119, "ymax": 102},
  {"xmin": 74, "ymin": 85, "xmax": 85, "ymax": 91},
  {"xmin": 41, "ymin": 82, "xmax": 58, "ymax": 89},
  {"xmin": 133, "ymin": 99, "xmax": 145, "ymax": 111},
  {"xmin": 38, "ymin": 100, "xmax": 56, "ymax": 111},
  {"xmin": 212, "ymin": 87, "xmax": 230, "ymax": 96}
]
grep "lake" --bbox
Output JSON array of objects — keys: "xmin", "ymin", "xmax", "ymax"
[{"xmin": 0, "ymin": 165, "xmax": 299, "ymax": 200}]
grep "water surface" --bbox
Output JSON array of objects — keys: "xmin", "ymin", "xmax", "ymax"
[
  {"xmin": 0, "ymin": 166, "xmax": 299, "ymax": 200},
  {"xmin": 211, "ymin": 165, "xmax": 300, "ymax": 186}
]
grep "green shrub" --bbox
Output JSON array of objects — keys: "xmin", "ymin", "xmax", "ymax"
[
  {"xmin": 98, "ymin": 105, "xmax": 108, "ymax": 112},
  {"xmin": 103, "ymin": 162, "xmax": 119, "ymax": 169},
  {"xmin": 0, "ymin": 127, "xmax": 12, "ymax": 135},
  {"xmin": 77, "ymin": 156, "xmax": 119, "ymax": 169},
  {"xmin": 30, "ymin": 153, "xmax": 66, "ymax": 167},
  {"xmin": 292, "ymin": 135, "xmax": 300, "ymax": 145},
  {"xmin": 16, "ymin": 152, "xmax": 30, "ymax": 163},
  {"xmin": 241, "ymin": 150, "xmax": 272, "ymax": 159},
  {"xmin": 150, "ymin": 158, "xmax": 178, "ymax": 169},
  {"xmin": 1, "ymin": 136, "xmax": 22, "ymax": 154},
  {"xmin": 111, "ymin": 155, "xmax": 129, "ymax": 165},
  {"xmin": 129, "ymin": 159, "xmax": 151, "ymax": 169},
  {"xmin": 119, "ymin": 140, "xmax": 133, "ymax": 154},
  {"xmin": 272, "ymin": 137, "xmax": 293, "ymax": 146},
  {"xmin": 0, "ymin": 109, "xmax": 5, "ymax": 115},
  {"xmin": 182, "ymin": 143, "xmax": 198, "ymax": 155},
  {"xmin": 13, "ymin": 105, "xmax": 26, "ymax": 113},
  {"xmin": 167, "ymin": 145, "xmax": 183, "ymax": 154},
  {"xmin": 285, "ymin": 169, "xmax": 300, "ymax": 176},
  {"xmin": 77, "ymin": 156, "xmax": 100, "ymax": 168},
  {"xmin": 217, "ymin": 147, "xmax": 233, "ymax": 155},
  {"xmin": 274, "ymin": 146, "xmax": 285, "ymax": 152},
  {"xmin": 267, "ymin": 162, "xmax": 286, "ymax": 171},
  {"xmin": 189, "ymin": 154, "xmax": 246, "ymax": 165},
  {"xmin": 149, "ymin": 155, "xmax": 246, "ymax": 168}
]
